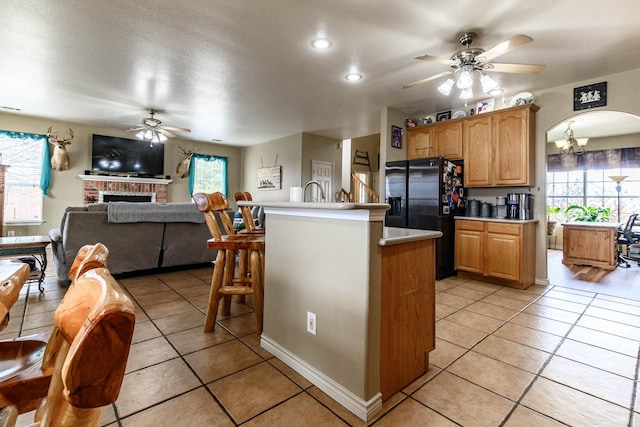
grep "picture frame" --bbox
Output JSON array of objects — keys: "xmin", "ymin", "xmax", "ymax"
[
  {"xmin": 256, "ymin": 165, "xmax": 282, "ymax": 190},
  {"xmin": 436, "ymin": 111, "xmax": 451, "ymax": 122},
  {"xmin": 391, "ymin": 125, "xmax": 402, "ymax": 149},
  {"xmin": 476, "ymin": 99, "xmax": 494, "ymax": 114},
  {"xmin": 573, "ymin": 81, "xmax": 607, "ymax": 111}
]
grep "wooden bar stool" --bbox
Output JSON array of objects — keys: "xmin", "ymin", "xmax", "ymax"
[
  {"xmin": 234, "ymin": 191, "xmax": 265, "ymax": 235},
  {"xmin": 193, "ymin": 192, "xmax": 265, "ymax": 334}
]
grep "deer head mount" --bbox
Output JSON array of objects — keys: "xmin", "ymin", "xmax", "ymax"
[
  {"xmin": 47, "ymin": 126, "xmax": 74, "ymax": 171},
  {"xmin": 176, "ymin": 145, "xmax": 196, "ymax": 178}
]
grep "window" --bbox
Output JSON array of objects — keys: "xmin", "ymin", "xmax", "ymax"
[
  {"xmin": 189, "ymin": 154, "xmax": 228, "ymax": 196},
  {"xmin": 0, "ymin": 131, "xmax": 48, "ymax": 224},
  {"xmin": 547, "ymin": 148, "xmax": 640, "ymax": 224}
]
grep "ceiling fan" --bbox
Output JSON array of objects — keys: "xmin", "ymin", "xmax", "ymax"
[
  {"xmin": 402, "ymin": 32, "xmax": 545, "ymax": 92},
  {"xmin": 126, "ymin": 109, "xmax": 191, "ymax": 142}
]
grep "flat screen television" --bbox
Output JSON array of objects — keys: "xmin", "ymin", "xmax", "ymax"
[{"xmin": 91, "ymin": 134, "xmax": 164, "ymax": 176}]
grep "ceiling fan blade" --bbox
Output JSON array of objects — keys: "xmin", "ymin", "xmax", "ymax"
[
  {"xmin": 414, "ymin": 54, "xmax": 455, "ymax": 66},
  {"xmin": 126, "ymin": 126, "xmax": 145, "ymax": 132},
  {"xmin": 158, "ymin": 128, "xmax": 177, "ymax": 138},
  {"xmin": 162, "ymin": 126, "xmax": 191, "ymax": 133},
  {"xmin": 402, "ymin": 71, "xmax": 452, "ymax": 89},
  {"xmin": 479, "ymin": 34, "xmax": 533, "ymax": 62},
  {"xmin": 487, "ymin": 62, "xmax": 545, "ymax": 74}
]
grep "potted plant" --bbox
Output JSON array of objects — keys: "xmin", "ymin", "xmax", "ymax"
[
  {"xmin": 546, "ymin": 206, "xmax": 561, "ymax": 235},
  {"xmin": 564, "ymin": 205, "xmax": 611, "ymax": 222}
]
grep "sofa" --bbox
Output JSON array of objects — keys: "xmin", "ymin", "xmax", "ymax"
[{"xmin": 49, "ymin": 202, "xmax": 221, "ymax": 281}]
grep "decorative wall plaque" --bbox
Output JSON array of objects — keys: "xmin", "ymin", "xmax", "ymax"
[{"xmin": 573, "ymin": 81, "xmax": 607, "ymax": 111}]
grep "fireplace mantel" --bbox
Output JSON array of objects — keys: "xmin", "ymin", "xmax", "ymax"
[{"xmin": 79, "ymin": 175, "xmax": 172, "ymax": 185}]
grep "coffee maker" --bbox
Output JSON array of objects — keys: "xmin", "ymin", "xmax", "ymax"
[
  {"xmin": 506, "ymin": 193, "xmax": 519, "ymax": 219},
  {"xmin": 519, "ymin": 193, "xmax": 533, "ymax": 220}
]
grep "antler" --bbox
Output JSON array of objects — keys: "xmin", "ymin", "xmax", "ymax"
[
  {"xmin": 178, "ymin": 145, "xmax": 196, "ymax": 156},
  {"xmin": 47, "ymin": 126, "xmax": 74, "ymax": 145}
]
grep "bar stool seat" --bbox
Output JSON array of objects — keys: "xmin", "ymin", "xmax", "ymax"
[{"xmin": 193, "ymin": 192, "xmax": 265, "ymax": 334}]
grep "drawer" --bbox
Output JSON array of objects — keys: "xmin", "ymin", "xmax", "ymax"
[
  {"xmin": 456, "ymin": 219, "xmax": 485, "ymax": 232},
  {"xmin": 486, "ymin": 222, "xmax": 521, "ymax": 236}
]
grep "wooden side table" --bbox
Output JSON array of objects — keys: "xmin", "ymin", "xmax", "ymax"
[{"xmin": 0, "ymin": 235, "xmax": 50, "ymax": 292}]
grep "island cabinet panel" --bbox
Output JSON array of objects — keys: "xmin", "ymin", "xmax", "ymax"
[
  {"xmin": 380, "ymin": 238, "xmax": 435, "ymax": 401},
  {"xmin": 463, "ymin": 115, "xmax": 492, "ymax": 187},
  {"xmin": 562, "ymin": 222, "xmax": 618, "ymax": 270},
  {"xmin": 433, "ymin": 121, "xmax": 463, "ymax": 159},
  {"xmin": 492, "ymin": 106, "xmax": 536, "ymax": 186},
  {"xmin": 455, "ymin": 218, "xmax": 536, "ymax": 289},
  {"xmin": 407, "ymin": 127, "xmax": 435, "ymax": 160}
]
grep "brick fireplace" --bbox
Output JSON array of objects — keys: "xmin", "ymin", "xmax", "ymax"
[{"xmin": 80, "ymin": 175, "xmax": 172, "ymax": 204}]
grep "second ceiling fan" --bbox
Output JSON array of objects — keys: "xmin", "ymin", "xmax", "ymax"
[
  {"xmin": 402, "ymin": 32, "xmax": 545, "ymax": 96},
  {"xmin": 127, "ymin": 109, "xmax": 191, "ymax": 143}
]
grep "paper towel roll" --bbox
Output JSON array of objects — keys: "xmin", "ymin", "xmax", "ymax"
[{"xmin": 290, "ymin": 187, "xmax": 303, "ymax": 202}]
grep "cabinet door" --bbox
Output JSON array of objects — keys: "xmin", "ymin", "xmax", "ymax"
[
  {"xmin": 407, "ymin": 128, "xmax": 434, "ymax": 160},
  {"xmin": 434, "ymin": 121, "xmax": 463, "ymax": 159},
  {"xmin": 463, "ymin": 115, "xmax": 492, "ymax": 187},
  {"xmin": 492, "ymin": 108, "xmax": 533, "ymax": 185},
  {"xmin": 485, "ymin": 231, "xmax": 521, "ymax": 281},
  {"xmin": 455, "ymin": 228, "xmax": 484, "ymax": 274}
]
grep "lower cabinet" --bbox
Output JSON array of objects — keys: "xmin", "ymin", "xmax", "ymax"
[{"xmin": 455, "ymin": 218, "xmax": 536, "ymax": 289}]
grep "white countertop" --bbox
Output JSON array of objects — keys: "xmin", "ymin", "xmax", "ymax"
[
  {"xmin": 379, "ymin": 227, "xmax": 442, "ymax": 246},
  {"xmin": 455, "ymin": 216, "xmax": 539, "ymax": 224},
  {"xmin": 237, "ymin": 201, "xmax": 390, "ymax": 210}
]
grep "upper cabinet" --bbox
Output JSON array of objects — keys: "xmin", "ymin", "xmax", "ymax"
[
  {"xmin": 433, "ymin": 121, "xmax": 463, "ymax": 159},
  {"xmin": 406, "ymin": 127, "xmax": 435, "ymax": 160},
  {"xmin": 407, "ymin": 104, "xmax": 537, "ymax": 187}
]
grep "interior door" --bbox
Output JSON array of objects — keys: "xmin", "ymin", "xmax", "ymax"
[{"xmin": 311, "ymin": 160, "xmax": 333, "ymax": 202}]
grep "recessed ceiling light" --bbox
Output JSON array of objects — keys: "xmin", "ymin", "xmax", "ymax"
[
  {"xmin": 488, "ymin": 88, "xmax": 504, "ymax": 96},
  {"xmin": 345, "ymin": 72, "xmax": 363, "ymax": 81},
  {"xmin": 311, "ymin": 38, "xmax": 332, "ymax": 49}
]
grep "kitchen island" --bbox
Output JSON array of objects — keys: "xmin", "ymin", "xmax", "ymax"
[
  {"xmin": 562, "ymin": 221, "xmax": 621, "ymax": 270},
  {"xmin": 238, "ymin": 201, "xmax": 441, "ymax": 422}
]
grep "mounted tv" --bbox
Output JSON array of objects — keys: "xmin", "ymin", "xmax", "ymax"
[{"xmin": 91, "ymin": 134, "xmax": 165, "ymax": 176}]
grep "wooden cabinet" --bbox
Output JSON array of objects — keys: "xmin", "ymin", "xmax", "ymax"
[
  {"xmin": 406, "ymin": 127, "xmax": 435, "ymax": 160},
  {"xmin": 407, "ymin": 104, "xmax": 537, "ymax": 187},
  {"xmin": 492, "ymin": 105, "xmax": 536, "ymax": 186},
  {"xmin": 433, "ymin": 121, "xmax": 463, "ymax": 159},
  {"xmin": 454, "ymin": 219, "xmax": 484, "ymax": 273},
  {"xmin": 562, "ymin": 222, "xmax": 619, "ymax": 270},
  {"xmin": 463, "ymin": 115, "xmax": 492, "ymax": 186},
  {"xmin": 463, "ymin": 104, "xmax": 538, "ymax": 187},
  {"xmin": 455, "ymin": 218, "xmax": 536, "ymax": 289}
]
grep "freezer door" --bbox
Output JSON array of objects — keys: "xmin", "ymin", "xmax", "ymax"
[
  {"xmin": 384, "ymin": 161, "xmax": 407, "ymax": 227},
  {"xmin": 408, "ymin": 158, "xmax": 439, "ymax": 230}
]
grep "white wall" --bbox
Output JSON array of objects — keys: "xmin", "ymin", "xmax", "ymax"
[{"xmin": 241, "ymin": 133, "xmax": 302, "ymax": 201}]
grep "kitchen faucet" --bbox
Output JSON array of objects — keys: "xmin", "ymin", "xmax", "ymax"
[{"xmin": 303, "ymin": 180, "xmax": 326, "ymax": 202}]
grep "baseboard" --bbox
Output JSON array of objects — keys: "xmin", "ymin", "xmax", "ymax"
[
  {"xmin": 260, "ymin": 335, "xmax": 382, "ymax": 422},
  {"xmin": 535, "ymin": 277, "xmax": 550, "ymax": 286}
]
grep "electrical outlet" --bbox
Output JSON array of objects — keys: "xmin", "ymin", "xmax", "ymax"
[
  {"xmin": 7, "ymin": 231, "xmax": 14, "ymax": 237},
  {"xmin": 307, "ymin": 311, "xmax": 317, "ymax": 335}
]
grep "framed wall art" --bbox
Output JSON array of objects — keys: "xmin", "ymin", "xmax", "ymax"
[
  {"xmin": 256, "ymin": 165, "xmax": 282, "ymax": 190},
  {"xmin": 476, "ymin": 99, "xmax": 494, "ymax": 114},
  {"xmin": 391, "ymin": 125, "xmax": 402, "ymax": 148},
  {"xmin": 573, "ymin": 81, "xmax": 607, "ymax": 111},
  {"xmin": 436, "ymin": 111, "xmax": 451, "ymax": 121}
]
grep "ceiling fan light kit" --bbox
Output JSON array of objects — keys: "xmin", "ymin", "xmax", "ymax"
[
  {"xmin": 404, "ymin": 32, "xmax": 545, "ymax": 102},
  {"xmin": 127, "ymin": 109, "xmax": 191, "ymax": 145}
]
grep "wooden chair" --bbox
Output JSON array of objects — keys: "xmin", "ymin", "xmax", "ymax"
[
  {"xmin": 0, "ymin": 243, "xmax": 135, "ymax": 426},
  {"xmin": 0, "ymin": 262, "xmax": 31, "ymax": 331},
  {"xmin": 193, "ymin": 192, "xmax": 265, "ymax": 334},
  {"xmin": 234, "ymin": 192, "xmax": 265, "ymax": 235}
]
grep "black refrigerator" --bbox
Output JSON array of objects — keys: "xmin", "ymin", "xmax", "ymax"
[{"xmin": 385, "ymin": 157, "xmax": 465, "ymax": 280}]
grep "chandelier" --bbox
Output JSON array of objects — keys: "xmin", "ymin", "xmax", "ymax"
[
  {"xmin": 437, "ymin": 66, "xmax": 500, "ymax": 100},
  {"xmin": 554, "ymin": 121, "xmax": 589, "ymax": 155}
]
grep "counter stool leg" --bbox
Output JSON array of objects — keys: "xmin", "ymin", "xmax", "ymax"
[{"xmin": 205, "ymin": 250, "xmax": 226, "ymax": 332}]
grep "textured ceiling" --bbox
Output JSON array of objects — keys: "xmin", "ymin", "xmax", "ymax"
[{"xmin": 2, "ymin": 1, "xmax": 640, "ymax": 146}]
